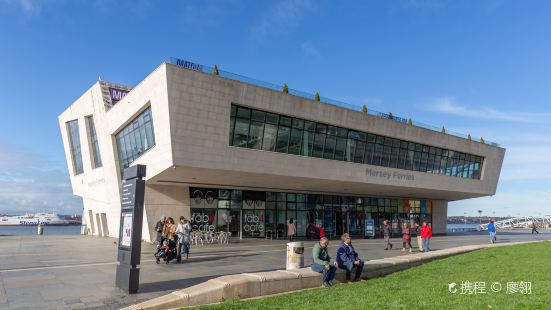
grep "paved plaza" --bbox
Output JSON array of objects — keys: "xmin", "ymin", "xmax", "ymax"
[{"xmin": 0, "ymin": 230, "xmax": 549, "ymax": 309}]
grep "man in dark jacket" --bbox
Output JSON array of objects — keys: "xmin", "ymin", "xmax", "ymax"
[
  {"xmin": 383, "ymin": 220, "xmax": 393, "ymax": 250},
  {"xmin": 336, "ymin": 233, "xmax": 365, "ymax": 283},
  {"xmin": 154, "ymin": 216, "xmax": 166, "ymax": 248}
]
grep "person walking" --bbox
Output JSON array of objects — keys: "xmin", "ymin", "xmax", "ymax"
[
  {"xmin": 311, "ymin": 237, "xmax": 337, "ymax": 288},
  {"xmin": 420, "ymin": 220, "xmax": 432, "ymax": 252},
  {"xmin": 287, "ymin": 218, "xmax": 296, "ymax": 242},
  {"xmin": 336, "ymin": 233, "xmax": 365, "ymax": 284},
  {"xmin": 487, "ymin": 219, "xmax": 496, "ymax": 243},
  {"xmin": 531, "ymin": 221, "xmax": 539, "ymax": 234},
  {"xmin": 154, "ymin": 216, "xmax": 166, "ymax": 248},
  {"xmin": 414, "ymin": 222, "xmax": 423, "ymax": 252},
  {"xmin": 176, "ymin": 216, "xmax": 192, "ymax": 262},
  {"xmin": 402, "ymin": 223, "xmax": 412, "ymax": 252},
  {"xmin": 383, "ymin": 220, "xmax": 393, "ymax": 250}
]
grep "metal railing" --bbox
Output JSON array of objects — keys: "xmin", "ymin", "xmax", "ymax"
[
  {"xmin": 168, "ymin": 57, "xmax": 500, "ymax": 147},
  {"xmin": 478, "ymin": 215, "xmax": 551, "ymax": 230}
]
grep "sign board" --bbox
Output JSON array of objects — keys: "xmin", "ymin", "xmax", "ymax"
[
  {"xmin": 120, "ymin": 213, "xmax": 133, "ymax": 248},
  {"xmin": 173, "ymin": 57, "xmax": 204, "ymax": 72},
  {"xmin": 109, "ymin": 87, "xmax": 130, "ymax": 104},
  {"xmin": 364, "ymin": 219, "xmax": 375, "ymax": 238},
  {"xmin": 115, "ymin": 165, "xmax": 146, "ymax": 294}
]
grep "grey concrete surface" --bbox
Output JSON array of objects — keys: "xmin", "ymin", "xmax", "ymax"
[{"xmin": 0, "ymin": 230, "xmax": 549, "ymax": 309}]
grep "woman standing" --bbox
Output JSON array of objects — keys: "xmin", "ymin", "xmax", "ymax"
[
  {"xmin": 176, "ymin": 216, "xmax": 192, "ymax": 262},
  {"xmin": 401, "ymin": 223, "xmax": 412, "ymax": 252},
  {"xmin": 162, "ymin": 217, "xmax": 176, "ymax": 242},
  {"xmin": 287, "ymin": 218, "xmax": 296, "ymax": 242}
]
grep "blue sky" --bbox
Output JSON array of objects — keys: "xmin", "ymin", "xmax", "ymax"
[{"xmin": 0, "ymin": 0, "xmax": 550, "ymax": 217}]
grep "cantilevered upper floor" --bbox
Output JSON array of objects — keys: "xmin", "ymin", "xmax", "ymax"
[{"xmin": 59, "ymin": 59, "xmax": 505, "ymax": 203}]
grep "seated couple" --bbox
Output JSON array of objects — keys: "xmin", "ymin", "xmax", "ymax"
[{"xmin": 311, "ymin": 233, "xmax": 365, "ymax": 287}]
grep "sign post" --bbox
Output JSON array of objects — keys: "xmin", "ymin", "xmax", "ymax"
[
  {"xmin": 364, "ymin": 219, "xmax": 375, "ymax": 238},
  {"xmin": 115, "ymin": 165, "xmax": 146, "ymax": 294}
]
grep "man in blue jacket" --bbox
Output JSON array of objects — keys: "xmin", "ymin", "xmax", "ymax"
[
  {"xmin": 487, "ymin": 219, "xmax": 496, "ymax": 244},
  {"xmin": 337, "ymin": 233, "xmax": 365, "ymax": 284}
]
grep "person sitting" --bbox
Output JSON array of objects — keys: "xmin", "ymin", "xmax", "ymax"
[
  {"xmin": 155, "ymin": 240, "xmax": 170, "ymax": 263},
  {"xmin": 311, "ymin": 237, "xmax": 337, "ymax": 288},
  {"xmin": 336, "ymin": 233, "xmax": 365, "ymax": 284}
]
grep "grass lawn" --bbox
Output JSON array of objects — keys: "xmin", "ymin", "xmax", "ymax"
[{"xmin": 192, "ymin": 241, "xmax": 550, "ymax": 310}]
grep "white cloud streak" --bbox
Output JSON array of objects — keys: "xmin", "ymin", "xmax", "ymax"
[
  {"xmin": 250, "ymin": 0, "xmax": 316, "ymax": 42},
  {"xmin": 428, "ymin": 97, "xmax": 551, "ymax": 123}
]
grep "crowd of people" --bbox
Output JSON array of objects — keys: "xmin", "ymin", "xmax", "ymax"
[{"xmin": 154, "ymin": 215, "xmax": 192, "ymax": 264}]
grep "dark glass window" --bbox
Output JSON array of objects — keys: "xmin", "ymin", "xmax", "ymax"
[
  {"xmin": 276, "ymin": 126, "xmax": 290, "ymax": 153},
  {"xmin": 289, "ymin": 128, "xmax": 303, "ymax": 155},
  {"xmin": 248, "ymin": 121, "xmax": 264, "ymax": 149},
  {"xmin": 233, "ymin": 118, "xmax": 250, "ymax": 147},
  {"xmin": 229, "ymin": 104, "xmax": 483, "ymax": 179},
  {"xmin": 115, "ymin": 107, "xmax": 156, "ymax": 171},
  {"xmin": 262, "ymin": 124, "xmax": 277, "ymax": 151},
  {"xmin": 66, "ymin": 119, "xmax": 83, "ymax": 175},
  {"xmin": 85, "ymin": 116, "xmax": 102, "ymax": 168}
]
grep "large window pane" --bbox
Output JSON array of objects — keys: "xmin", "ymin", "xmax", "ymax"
[
  {"xmin": 232, "ymin": 118, "xmax": 250, "ymax": 148},
  {"xmin": 313, "ymin": 133, "xmax": 326, "ymax": 158},
  {"xmin": 115, "ymin": 107, "xmax": 156, "ymax": 171},
  {"xmin": 289, "ymin": 128, "xmax": 303, "ymax": 155},
  {"xmin": 354, "ymin": 141, "xmax": 365, "ymax": 163},
  {"xmin": 66, "ymin": 120, "xmax": 83, "ymax": 175},
  {"xmin": 302, "ymin": 131, "xmax": 314, "ymax": 156},
  {"xmin": 248, "ymin": 121, "xmax": 264, "ymax": 149},
  {"xmin": 334, "ymin": 138, "xmax": 346, "ymax": 161},
  {"xmin": 276, "ymin": 126, "xmax": 290, "ymax": 153},
  {"xmin": 323, "ymin": 135, "xmax": 336, "ymax": 159},
  {"xmin": 262, "ymin": 124, "xmax": 277, "ymax": 151},
  {"xmin": 85, "ymin": 116, "xmax": 102, "ymax": 168}
]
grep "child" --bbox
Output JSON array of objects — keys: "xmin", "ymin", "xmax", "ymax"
[{"xmin": 155, "ymin": 240, "xmax": 170, "ymax": 263}]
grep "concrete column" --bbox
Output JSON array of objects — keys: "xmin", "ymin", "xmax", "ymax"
[
  {"xmin": 431, "ymin": 200, "xmax": 448, "ymax": 235},
  {"xmin": 142, "ymin": 184, "xmax": 190, "ymax": 242}
]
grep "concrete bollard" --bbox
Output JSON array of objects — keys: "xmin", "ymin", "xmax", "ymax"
[
  {"xmin": 286, "ymin": 241, "xmax": 304, "ymax": 270},
  {"xmin": 37, "ymin": 225, "xmax": 44, "ymax": 235}
]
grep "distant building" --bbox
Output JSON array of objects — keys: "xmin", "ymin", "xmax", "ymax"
[{"xmin": 59, "ymin": 59, "xmax": 505, "ymax": 241}]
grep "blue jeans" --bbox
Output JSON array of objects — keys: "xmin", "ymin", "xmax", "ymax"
[
  {"xmin": 489, "ymin": 232, "xmax": 495, "ymax": 242},
  {"xmin": 340, "ymin": 260, "xmax": 364, "ymax": 281},
  {"xmin": 422, "ymin": 238, "xmax": 431, "ymax": 252},
  {"xmin": 311, "ymin": 263, "xmax": 337, "ymax": 284}
]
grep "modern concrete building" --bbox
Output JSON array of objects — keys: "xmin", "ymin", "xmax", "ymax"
[{"xmin": 59, "ymin": 58, "xmax": 505, "ymax": 242}]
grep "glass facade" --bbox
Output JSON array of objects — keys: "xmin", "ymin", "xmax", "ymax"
[
  {"xmin": 115, "ymin": 107, "xmax": 156, "ymax": 170},
  {"xmin": 85, "ymin": 116, "xmax": 102, "ymax": 168},
  {"xmin": 66, "ymin": 119, "xmax": 84, "ymax": 175},
  {"xmin": 190, "ymin": 187, "xmax": 432, "ymax": 239},
  {"xmin": 230, "ymin": 104, "xmax": 483, "ymax": 179}
]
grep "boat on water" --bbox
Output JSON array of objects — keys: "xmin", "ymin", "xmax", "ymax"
[{"xmin": 0, "ymin": 213, "xmax": 71, "ymax": 226}]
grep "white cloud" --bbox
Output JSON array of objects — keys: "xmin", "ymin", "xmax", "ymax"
[
  {"xmin": 0, "ymin": 141, "xmax": 81, "ymax": 215},
  {"xmin": 428, "ymin": 97, "xmax": 551, "ymax": 123},
  {"xmin": 250, "ymin": 0, "xmax": 316, "ymax": 42}
]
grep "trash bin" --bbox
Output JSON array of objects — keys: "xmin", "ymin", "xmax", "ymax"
[
  {"xmin": 286, "ymin": 241, "xmax": 304, "ymax": 270},
  {"xmin": 37, "ymin": 225, "xmax": 44, "ymax": 235}
]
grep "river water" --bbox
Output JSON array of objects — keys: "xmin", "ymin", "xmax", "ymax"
[{"xmin": 0, "ymin": 225, "xmax": 81, "ymax": 236}]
